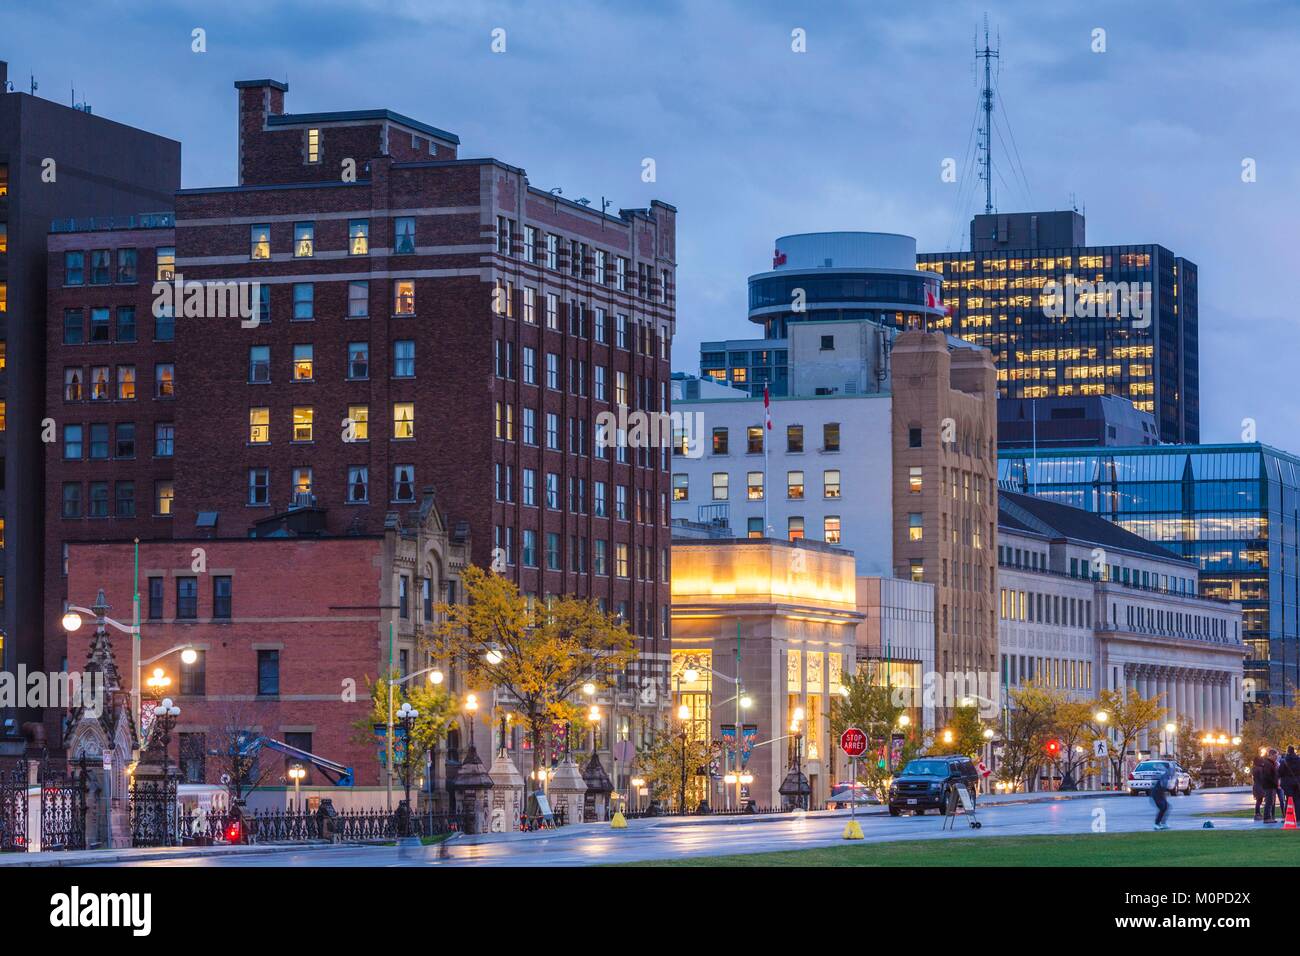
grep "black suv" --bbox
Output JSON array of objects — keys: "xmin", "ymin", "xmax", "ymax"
[{"xmin": 888, "ymin": 756, "xmax": 981, "ymax": 816}]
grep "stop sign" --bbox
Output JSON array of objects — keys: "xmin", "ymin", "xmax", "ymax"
[{"xmin": 840, "ymin": 727, "xmax": 868, "ymax": 757}]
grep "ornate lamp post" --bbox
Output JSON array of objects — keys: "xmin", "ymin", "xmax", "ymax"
[
  {"xmin": 288, "ymin": 764, "xmax": 306, "ymax": 811},
  {"xmin": 154, "ymin": 697, "xmax": 180, "ymax": 845},
  {"xmin": 396, "ymin": 701, "xmax": 420, "ymax": 837},
  {"xmin": 676, "ymin": 702, "xmax": 691, "ymax": 814}
]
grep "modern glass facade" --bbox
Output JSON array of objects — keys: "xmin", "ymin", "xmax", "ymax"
[
  {"xmin": 918, "ymin": 244, "xmax": 1199, "ymax": 445},
  {"xmin": 998, "ymin": 444, "xmax": 1300, "ymax": 708},
  {"xmin": 699, "ymin": 338, "xmax": 788, "ymax": 397}
]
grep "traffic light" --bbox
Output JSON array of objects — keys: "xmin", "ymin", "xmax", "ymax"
[
  {"xmin": 1045, "ymin": 739, "xmax": 1061, "ymax": 758},
  {"xmin": 225, "ymin": 820, "xmax": 243, "ymax": 844}
]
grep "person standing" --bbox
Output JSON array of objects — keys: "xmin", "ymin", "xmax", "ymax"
[
  {"xmin": 1252, "ymin": 751, "xmax": 1270, "ymax": 821},
  {"xmin": 1259, "ymin": 750, "xmax": 1280, "ymax": 822},
  {"xmin": 1279, "ymin": 746, "xmax": 1300, "ymax": 819},
  {"xmin": 1151, "ymin": 763, "xmax": 1174, "ymax": 830}
]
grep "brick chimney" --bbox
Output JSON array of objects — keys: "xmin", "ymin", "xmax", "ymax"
[{"xmin": 234, "ymin": 78, "xmax": 288, "ymax": 185}]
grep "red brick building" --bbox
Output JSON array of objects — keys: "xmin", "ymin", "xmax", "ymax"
[
  {"xmin": 172, "ymin": 78, "xmax": 676, "ymax": 673},
  {"xmin": 44, "ymin": 220, "xmax": 177, "ymax": 676}
]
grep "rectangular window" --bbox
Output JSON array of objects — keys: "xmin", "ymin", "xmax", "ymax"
[
  {"xmin": 250, "ymin": 224, "xmax": 271, "ymax": 260},
  {"xmin": 249, "ymin": 407, "xmax": 270, "ymax": 444},
  {"xmin": 155, "ymin": 247, "xmax": 175, "ymax": 282},
  {"xmin": 155, "ymin": 481, "xmax": 175, "ymax": 516},
  {"xmin": 393, "ymin": 340, "xmax": 415, "ymax": 378},
  {"xmin": 787, "ymin": 470, "xmax": 804, "ymax": 499},
  {"xmin": 89, "ymin": 249, "xmax": 111, "ymax": 284},
  {"xmin": 348, "ymin": 342, "xmax": 369, "ymax": 380},
  {"xmin": 672, "ymin": 474, "xmax": 688, "ymax": 501},
  {"xmin": 393, "ymin": 279, "xmax": 415, "ymax": 315},
  {"xmin": 64, "ymin": 309, "xmax": 84, "ymax": 345},
  {"xmin": 615, "ymin": 543, "xmax": 629, "ymax": 578},
  {"xmin": 292, "ymin": 467, "xmax": 313, "ymax": 496},
  {"xmin": 909, "ymin": 466, "xmax": 923, "ymax": 494},
  {"xmin": 64, "ymin": 367, "xmax": 84, "ymax": 401},
  {"xmin": 824, "ymin": 469, "xmax": 841, "ymax": 498},
  {"xmin": 747, "ymin": 471, "xmax": 764, "ymax": 500},
  {"xmin": 116, "ymin": 307, "xmax": 137, "ymax": 342},
  {"xmin": 292, "ymin": 406, "xmax": 314, "ymax": 442},
  {"xmin": 393, "ymin": 465, "xmax": 415, "ymax": 502},
  {"xmin": 348, "ymin": 219, "xmax": 369, "ymax": 256},
  {"xmin": 747, "ymin": 426, "xmax": 764, "ymax": 454},
  {"xmin": 522, "ymin": 286, "xmax": 536, "ymax": 324},
  {"xmin": 545, "ymin": 293, "xmax": 559, "ymax": 330},
  {"xmin": 89, "ymin": 423, "xmax": 109, "ymax": 459},
  {"xmin": 62, "ymin": 483, "xmax": 83, "ymax": 518},
  {"xmin": 348, "ymin": 281, "xmax": 369, "ymax": 318},
  {"xmin": 154, "ymin": 307, "xmax": 175, "ymax": 342},
  {"xmin": 394, "ymin": 217, "xmax": 416, "ymax": 254},
  {"xmin": 292, "ymin": 283, "xmax": 314, "ymax": 320},
  {"xmin": 155, "ymin": 364, "xmax": 175, "ymax": 398},
  {"xmin": 257, "ymin": 650, "xmax": 280, "ymax": 696},
  {"xmin": 248, "ymin": 468, "xmax": 269, "ymax": 505},
  {"xmin": 788, "ymin": 516, "xmax": 805, "ymax": 541},
  {"xmin": 65, "ymin": 251, "xmax": 85, "ymax": 286},
  {"xmin": 213, "ymin": 577, "xmax": 232, "ymax": 619},
  {"xmin": 90, "ymin": 308, "xmax": 111, "ymax": 342},
  {"xmin": 908, "ymin": 513, "xmax": 924, "ymax": 541},
  {"xmin": 545, "ymin": 533, "xmax": 561, "ymax": 571},
  {"xmin": 545, "ymin": 234, "xmax": 558, "ymax": 270},
  {"xmin": 824, "ymin": 515, "xmax": 841, "ymax": 544},
  {"xmin": 823, "ymin": 422, "xmax": 840, "ymax": 452},
  {"xmin": 115, "ymin": 422, "xmax": 136, "ymax": 459},
  {"xmin": 393, "ymin": 402, "xmax": 415, "ymax": 439},
  {"xmin": 176, "ymin": 577, "xmax": 198, "ymax": 619},
  {"xmin": 522, "ymin": 530, "xmax": 537, "ymax": 568},
  {"xmin": 155, "ymin": 422, "xmax": 175, "ymax": 457},
  {"xmin": 148, "ymin": 577, "xmax": 164, "ymax": 620},
  {"xmin": 306, "ymin": 127, "xmax": 321, "ymax": 163},
  {"xmin": 88, "ymin": 481, "xmax": 109, "ymax": 517},
  {"xmin": 712, "ymin": 472, "xmax": 729, "ymax": 500},
  {"xmin": 293, "ymin": 344, "xmax": 313, "ymax": 381},
  {"xmin": 116, "ymin": 481, "xmax": 135, "ymax": 520},
  {"xmin": 294, "ymin": 222, "xmax": 315, "ymax": 258},
  {"xmin": 64, "ymin": 424, "xmax": 83, "ymax": 459},
  {"xmin": 347, "ymin": 466, "xmax": 369, "ymax": 502},
  {"xmin": 248, "ymin": 345, "xmax": 271, "ymax": 383},
  {"xmin": 523, "ymin": 225, "xmax": 536, "ymax": 263}
]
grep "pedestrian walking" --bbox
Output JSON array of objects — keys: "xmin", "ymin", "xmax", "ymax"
[
  {"xmin": 1279, "ymin": 746, "xmax": 1300, "ymax": 819},
  {"xmin": 1151, "ymin": 763, "xmax": 1175, "ymax": 830},
  {"xmin": 1259, "ymin": 750, "xmax": 1280, "ymax": 822}
]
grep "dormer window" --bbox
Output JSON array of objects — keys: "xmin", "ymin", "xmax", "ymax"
[{"xmin": 306, "ymin": 128, "xmax": 321, "ymax": 164}]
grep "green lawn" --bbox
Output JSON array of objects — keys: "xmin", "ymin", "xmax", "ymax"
[{"xmin": 620, "ymin": 830, "xmax": 1300, "ymax": 867}]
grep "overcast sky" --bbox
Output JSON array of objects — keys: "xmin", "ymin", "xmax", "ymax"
[{"xmin": 8, "ymin": 0, "xmax": 1297, "ymax": 450}]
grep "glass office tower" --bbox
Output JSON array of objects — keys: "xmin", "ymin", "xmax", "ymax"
[
  {"xmin": 919, "ymin": 211, "xmax": 1199, "ymax": 445},
  {"xmin": 999, "ymin": 444, "xmax": 1300, "ymax": 708}
]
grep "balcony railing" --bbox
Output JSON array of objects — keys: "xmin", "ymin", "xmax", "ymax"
[{"xmin": 50, "ymin": 212, "xmax": 175, "ymax": 234}]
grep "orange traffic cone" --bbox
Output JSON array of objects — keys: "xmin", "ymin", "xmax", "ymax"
[{"xmin": 1285, "ymin": 801, "xmax": 1297, "ymax": 830}]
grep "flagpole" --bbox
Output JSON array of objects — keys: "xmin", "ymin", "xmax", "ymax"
[{"xmin": 763, "ymin": 385, "xmax": 770, "ymax": 536}]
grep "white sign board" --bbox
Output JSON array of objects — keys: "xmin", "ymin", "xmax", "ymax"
[
  {"xmin": 956, "ymin": 785, "xmax": 976, "ymax": 812},
  {"xmin": 1094, "ymin": 739, "xmax": 1109, "ymax": 758}
]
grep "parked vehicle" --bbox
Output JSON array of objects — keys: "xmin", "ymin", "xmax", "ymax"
[
  {"xmin": 825, "ymin": 782, "xmax": 881, "ymax": 810},
  {"xmin": 1128, "ymin": 760, "xmax": 1193, "ymax": 796},
  {"xmin": 888, "ymin": 756, "xmax": 981, "ymax": 816}
]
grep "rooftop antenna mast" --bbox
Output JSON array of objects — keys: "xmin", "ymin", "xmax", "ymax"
[{"xmin": 976, "ymin": 14, "xmax": 1000, "ymax": 214}]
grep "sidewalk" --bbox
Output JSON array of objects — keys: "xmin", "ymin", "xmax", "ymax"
[{"xmin": 0, "ymin": 840, "xmax": 352, "ymax": 867}]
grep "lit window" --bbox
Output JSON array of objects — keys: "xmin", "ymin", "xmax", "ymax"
[
  {"xmin": 824, "ymin": 516, "xmax": 841, "ymax": 544},
  {"xmin": 155, "ymin": 247, "xmax": 175, "ymax": 282},
  {"xmin": 747, "ymin": 471, "xmax": 764, "ymax": 501},
  {"xmin": 823, "ymin": 422, "xmax": 840, "ymax": 452},
  {"xmin": 393, "ymin": 402, "xmax": 415, "ymax": 440},
  {"xmin": 393, "ymin": 280, "xmax": 415, "ymax": 315},
  {"xmin": 249, "ymin": 408, "xmax": 269, "ymax": 444},
  {"xmin": 293, "ymin": 406, "xmax": 314, "ymax": 442},
  {"xmin": 293, "ymin": 344, "xmax": 313, "ymax": 381},
  {"xmin": 824, "ymin": 469, "xmax": 841, "ymax": 498},
  {"xmin": 155, "ymin": 481, "xmax": 175, "ymax": 516},
  {"xmin": 787, "ymin": 470, "xmax": 804, "ymax": 499},
  {"xmin": 672, "ymin": 474, "xmax": 688, "ymax": 501},
  {"xmin": 294, "ymin": 223, "xmax": 314, "ymax": 258},
  {"xmin": 155, "ymin": 364, "xmax": 175, "ymax": 398},
  {"xmin": 909, "ymin": 559, "xmax": 924, "ymax": 583},
  {"xmin": 347, "ymin": 404, "xmax": 369, "ymax": 441},
  {"xmin": 747, "ymin": 426, "xmax": 764, "ymax": 454},
  {"xmin": 909, "ymin": 466, "xmax": 923, "ymax": 494},
  {"xmin": 292, "ymin": 468, "xmax": 313, "ymax": 495},
  {"xmin": 64, "ymin": 367, "xmax": 83, "ymax": 401},
  {"xmin": 788, "ymin": 517, "xmax": 805, "ymax": 541},
  {"xmin": 908, "ymin": 513, "xmax": 924, "ymax": 541},
  {"xmin": 249, "ymin": 225, "xmax": 271, "ymax": 260},
  {"xmin": 306, "ymin": 128, "xmax": 321, "ymax": 163},
  {"xmin": 349, "ymin": 219, "xmax": 369, "ymax": 255},
  {"xmin": 116, "ymin": 365, "xmax": 136, "ymax": 400}
]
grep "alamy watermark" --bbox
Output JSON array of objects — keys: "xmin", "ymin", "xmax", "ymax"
[
  {"xmin": 152, "ymin": 273, "xmax": 261, "ymax": 328},
  {"xmin": 1042, "ymin": 274, "xmax": 1151, "ymax": 329},
  {"xmin": 595, "ymin": 405, "xmax": 706, "ymax": 458},
  {"xmin": 0, "ymin": 668, "xmax": 105, "ymax": 717},
  {"xmin": 891, "ymin": 670, "xmax": 1000, "ymax": 718}
]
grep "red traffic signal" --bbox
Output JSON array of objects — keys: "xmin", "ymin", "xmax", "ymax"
[
  {"xmin": 225, "ymin": 821, "xmax": 243, "ymax": 844},
  {"xmin": 1044, "ymin": 739, "xmax": 1061, "ymax": 757}
]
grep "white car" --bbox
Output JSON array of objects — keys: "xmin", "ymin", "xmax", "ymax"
[{"xmin": 1128, "ymin": 760, "xmax": 1193, "ymax": 796}]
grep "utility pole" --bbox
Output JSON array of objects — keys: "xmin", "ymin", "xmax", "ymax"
[{"xmin": 976, "ymin": 14, "xmax": 1000, "ymax": 215}]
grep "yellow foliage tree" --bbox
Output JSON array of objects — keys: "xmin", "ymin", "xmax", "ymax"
[
  {"xmin": 427, "ymin": 565, "xmax": 637, "ymax": 778},
  {"xmin": 1093, "ymin": 687, "xmax": 1167, "ymax": 786}
]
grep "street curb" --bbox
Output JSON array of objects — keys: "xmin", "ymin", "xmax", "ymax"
[{"xmin": 0, "ymin": 841, "xmax": 361, "ymax": 868}]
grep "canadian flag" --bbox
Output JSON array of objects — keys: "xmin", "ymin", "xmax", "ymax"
[
  {"xmin": 764, "ymin": 385, "xmax": 772, "ymax": 430},
  {"xmin": 926, "ymin": 286, "xmax": 939, "ymax": 309}
]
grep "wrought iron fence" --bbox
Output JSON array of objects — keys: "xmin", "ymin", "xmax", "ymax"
[
  {"xmin": 186, "ymin": 806, "xmax": 472, "ymax": 845},
  {"xmin": 0, "ymin": 759, "xmax": 28, "ymax": 852}
]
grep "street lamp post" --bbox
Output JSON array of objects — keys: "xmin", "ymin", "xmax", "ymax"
[
  {"xmin": 676, "ymin": 701, "xmax": 691, "ymax": 814},
  {"xmin": 383, "ymin": 664, "xmax": 443, "ymax": 817},
  {"xmin": 154, "ymin": 697, "xmax": 180, "ymax": 845},
  {"xmin": 395, "ymin": 701, "xmax": 420, "ymax": 836},
  {"xmin": 288, "ymin": 764, "xmax": 306, "ymax": 811}
]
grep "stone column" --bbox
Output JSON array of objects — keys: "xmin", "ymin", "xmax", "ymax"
[{"xmin": 487, "ymin": 749, "xmax": 525, "ymax": 832}]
